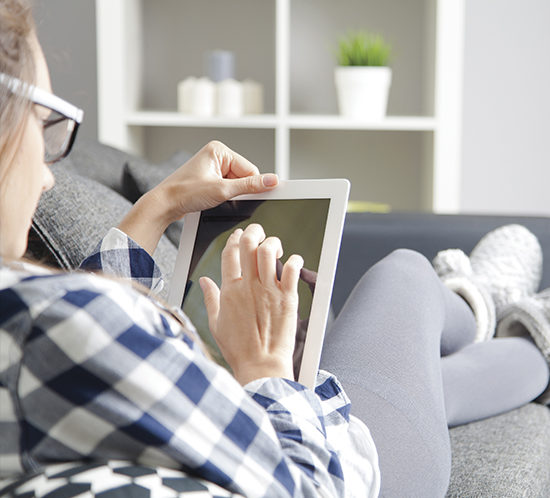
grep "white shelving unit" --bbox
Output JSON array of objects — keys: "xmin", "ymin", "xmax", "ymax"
[{"xmin": 96, "ymin": 0, "xmax": 464, "ymax": 212}]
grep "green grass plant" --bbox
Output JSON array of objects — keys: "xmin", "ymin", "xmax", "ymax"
[{"xmin": 336, "ymin": 30, "xmax": 392, "ymax": 67}]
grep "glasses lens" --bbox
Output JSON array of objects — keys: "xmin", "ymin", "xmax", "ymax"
[{"xmin": 43, "ymin": 110, "xmax": 75, "ymax": 163}]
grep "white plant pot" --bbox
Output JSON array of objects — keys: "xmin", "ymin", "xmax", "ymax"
[{"xmin": 335, "ymin": 66, "xmax": 392, "ymax": 119}]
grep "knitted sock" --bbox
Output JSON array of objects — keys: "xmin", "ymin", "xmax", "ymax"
[
  {"xmin": 433, "ymin": 224, "xmax": 543, "ymax": 342},
  {"xmin": 497, "ymin": 289, "xmax": 550, "ymax": 403}
]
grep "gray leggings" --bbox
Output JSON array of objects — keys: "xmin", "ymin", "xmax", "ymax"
[{"xmin": 320, "ymin": 249, "xmax": 549, "ymax": 497}]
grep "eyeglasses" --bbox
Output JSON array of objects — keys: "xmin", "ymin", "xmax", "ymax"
[{"xmin": 0, "ymin": 73, "xmax": 84, "ymax": 164}]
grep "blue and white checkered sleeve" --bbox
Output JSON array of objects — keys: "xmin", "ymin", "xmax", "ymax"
[
  {"xmin": 18, "ymin": 273, "xmax": 349, "ymax": 497},
  {"xmin": 79, "ymin": 227, "xmax": 164, "ymax": 294},
  {"xmin": 245, "ymin": 377, "xmax": 347, "ymax": 496},
  {"xmin": 314, "ymin": 371, "xmax": 381, "ymax": 497},
  {"xmin": 246, "ymin": 372, "xmax": 380, "ymax": 497}
]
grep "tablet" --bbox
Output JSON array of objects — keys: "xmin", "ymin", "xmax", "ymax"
[{"xmin": 167, "ymin": 179, "xmax": 350, "ymax": 388}]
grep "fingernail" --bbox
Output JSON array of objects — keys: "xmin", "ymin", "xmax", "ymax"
[{"xmin": 262, "ymin": 174, "xmax": 278, "ymax": 187}]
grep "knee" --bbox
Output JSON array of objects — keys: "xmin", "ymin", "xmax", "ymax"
[
  {"xmin": 349, "ymin": 248, "xmax": 445, "ymax": 320},
  {"xmin": 371, "ymin": 249, "xmax": 438, "ymax": 288},
  {"xmin": 385, "ymin": 248, "xmax": 432, "ymax": 267}
]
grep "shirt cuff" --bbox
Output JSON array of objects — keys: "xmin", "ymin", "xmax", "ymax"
[{"xmin": 244, "ymin": 371, "xmax": 352, "ymax": 426}]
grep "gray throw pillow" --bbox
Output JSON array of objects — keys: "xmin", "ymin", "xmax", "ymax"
[
  {"xmin": 122, "ymin": 149, "xmax": 192, "ymax": 245},
  {"xmin": 27, "ymin": 162, "xmax": 177, "ymax": 299},
  {"xmin": 68, "ymin": 137, "xmax": 151, "ymax": 194},
  {"xmin": 122, "ymin": 149, "xmax": 193, "ymax": 202}
]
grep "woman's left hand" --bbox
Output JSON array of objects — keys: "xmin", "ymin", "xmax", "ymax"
[
  {"xmin": 200, "ymin": 224, "xmax": 303, "ymax": 386},
  {"xmin": 118, "ymin": 141, "xmax": 278, "ymax": 255}
]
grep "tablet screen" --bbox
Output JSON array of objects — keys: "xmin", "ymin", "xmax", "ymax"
[{"xmin": 180, "ymin": 198, "xmax": 330, "ymax": 375}]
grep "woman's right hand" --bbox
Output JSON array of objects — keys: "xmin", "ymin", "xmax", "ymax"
[
  {"xmin": 118, "ymin": 141, "xmax": 278, "ymax": 256},
  {"xmin": 199, "ymin": 224, "xmax": 304, "ymax": 386}
]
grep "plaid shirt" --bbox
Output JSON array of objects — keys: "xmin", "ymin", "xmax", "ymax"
[{"xmin": 0, "ymin": 228, "xmax": 379, "ymax": 497}]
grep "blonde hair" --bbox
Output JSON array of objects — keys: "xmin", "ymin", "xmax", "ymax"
[
  {"xmin": 0, "ymin": 0, "xmax": 36, "ymax": 171},
  {"xmin": 0, "ymin": 1, "xmax": 212, "ymax": 358}
]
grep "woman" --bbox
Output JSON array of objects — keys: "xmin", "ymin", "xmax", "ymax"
[
  {"xmin": 0, "ymin": 2, "xmax": 378, "ymax": 497},
  {"xmin": 1, "ymin": 1, "xmax": 549, "ymax": 496}
]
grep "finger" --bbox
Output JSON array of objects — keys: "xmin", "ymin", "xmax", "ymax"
[
  {"xmin": 219, "ymin": 144, "xmax": 260, "ymax": 178},
  {"xmin": 257, "ymin": 237, "xmax": 284, "ymax": 286},
  {"xmin": 208, "ymin": 141, "xmax": 279, "ymax": 194},
  {"xmin": 239, "ymin": 224, "xmax": 266, "ymax": 279},
  {"xmin": 222, "ymin": 174, "xmax": 278, "ymax": 199},
  {"xmin": 200, "ymin": 140, "xmax": 258, "ymax": 179},
  {"xmin": 199, "ymin": 277, "xmax": 221, "ymax": 333},
  {"xmin": 221, "ymin": 228, "xmax": 243, "ymax": 281},
  {"xmin": 280, "ymin": 254, "xmax": 304, "ymax": 293}
]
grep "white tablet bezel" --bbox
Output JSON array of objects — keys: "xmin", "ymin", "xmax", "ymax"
[{"xmin": 167, "ymin": 178, "xmax": 350, "ymax": 389}]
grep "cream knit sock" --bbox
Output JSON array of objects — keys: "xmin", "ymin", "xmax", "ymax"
[{"xmin": 433, "ymin": 224, "xmax": 543, "ymax": 342}]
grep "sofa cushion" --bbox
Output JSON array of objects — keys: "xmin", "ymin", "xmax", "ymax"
[
  {"xmin": 121, "ymin": 149, "xmax": 193, "ymax": 203},
  {"xmin": 26, "ymin": 162, "xmax": 177, "ymax": 299},
  {"xmin": 446, "ymin": 403, "xmax": 550, "ymax": 497},
  {"xmin": 63, "ymin": 137, "xmax": 152, "ymax": 194}
]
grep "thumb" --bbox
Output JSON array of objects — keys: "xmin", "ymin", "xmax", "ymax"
[
  {"xmin": 224, "ymin": 173, "xmax": 278, "ymax": 198},
  {"xmin": 199, "ymin": 277, "xmax": 220, "ymax": 333}
]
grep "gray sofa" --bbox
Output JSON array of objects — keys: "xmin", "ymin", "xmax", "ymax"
[
  {"xmin": 334, "ymin": 213, "xmax": 550, "ymax": 497},
  {"xmin": 24, "ymin": 138, "xmax": 550, "ymax": 496}
]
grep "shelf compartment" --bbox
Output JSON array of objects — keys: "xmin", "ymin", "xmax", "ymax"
[
  {"xmin": 142, "ymin": 126, "xmax": 276, "ymax": 172},
  {"xmin": 289, "ymin": 0, "xmax": 436, "ymax": 117},
  {"xmin": 140, "ymin": 0, "xmax": 276, "ymax": 114},
  {"xmin": 289, "ymin": 129, "xmax": 434, "ymax": 211}
]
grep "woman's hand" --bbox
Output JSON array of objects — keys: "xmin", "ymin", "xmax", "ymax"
[
  {"xmin": 199, "ymin": 224, "xmax": 304, "ymax": 386},
  {"xmin": 150, "ymin": 140, "xmax": 278, "ymax": 219},
  {"xmin": 118, "ymin": 141, "xmax": 278, "ymax": 255}
]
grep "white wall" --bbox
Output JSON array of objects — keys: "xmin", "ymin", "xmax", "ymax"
[
  {"xmin": 34, "ymin": 0, "xmax": 98, "ymax": 142},
  {"xmin": 461, "ymin": 0, "xmax": 550, "ymax": 215}
]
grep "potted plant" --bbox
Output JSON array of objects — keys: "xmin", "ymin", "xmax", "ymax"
[{"xmin": 334, "ymin": 30, "xmax": 392, "ymax": 119}]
